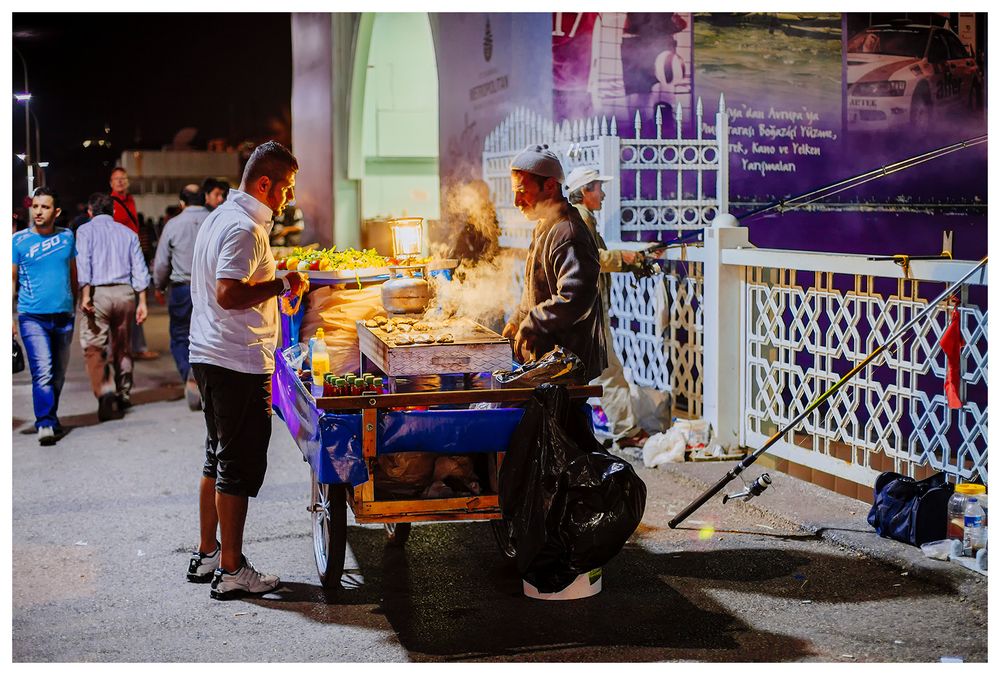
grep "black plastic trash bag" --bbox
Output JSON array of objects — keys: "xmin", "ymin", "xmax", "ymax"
[
  {"xmin": 499, "ymin": 383, "xmax": 647, "ymax": 593},
  {"xmin": 494, "ymin": 345, "xmax": 583, "ymax": 387}
]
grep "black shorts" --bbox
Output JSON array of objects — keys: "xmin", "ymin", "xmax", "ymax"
[{"xmin": 192, "ymin": 363, "xmax": 273, "ymax": 498}]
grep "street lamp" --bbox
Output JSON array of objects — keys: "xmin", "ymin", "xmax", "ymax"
[
  {"xmin": 30, "ymin": 109, "xmax": 43, "ymax": 186},
  {"xmin": 13, "ymin": 46, "xmax": 33, "ymax": 194}
]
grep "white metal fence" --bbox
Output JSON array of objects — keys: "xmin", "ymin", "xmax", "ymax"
[
  {"xmin": 480, "ymin": 101, "xmax": 987, "ymax": 488},
  {"xmin": 732, "ymin": 249, "xmax": 988, "ymax": 486}
]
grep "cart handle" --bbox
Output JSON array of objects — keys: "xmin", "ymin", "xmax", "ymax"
[{"xmin": 315, "ymin": 385, "xmax": 603, "ymax": 410}]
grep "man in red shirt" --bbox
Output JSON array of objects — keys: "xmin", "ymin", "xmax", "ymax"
[
  {"xmin": 110, "ymin": 167, "xmax": 139, "ymax": 234},
  {"xmin": 109, "ymin": 167, "xmax": 159, "ymax": 360}
]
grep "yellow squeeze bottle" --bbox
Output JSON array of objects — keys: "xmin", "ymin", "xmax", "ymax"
[{"xmin": 310, "ymin": 330, "xmax": 330, "ymax": 385}]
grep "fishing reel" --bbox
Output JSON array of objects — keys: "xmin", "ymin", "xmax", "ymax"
[
  {"xmin": 722, "ymin": 473, "xmax": 772, "ymax": 504},
  {"xmin": 631, "ymin": 255, "xmax": 660, "ymax": 280}
]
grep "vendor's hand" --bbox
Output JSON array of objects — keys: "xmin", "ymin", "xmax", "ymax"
[
  {"xmin": 285, "ymin": 271, "xmax": 306, "ymax": 296},
  {"xmin": 513, "ymin": 330, "xmax": 538, "ymax": 363},
  {"xmin": 81, "ymin": 296, "xmax": 95, "ymax": 316},
  {"xmin": 502, "ymin": 322, "xmax": 518, "ymax": 341},
  {"xmin": 136, "ymin": 301, "xmax": 148, "ymax": 325},
  {"xmin": 154, "ymin": 289, "xmax": 166, "ymax": 305},
  {"xmin": 621, "ymin": 250, "xmax": 644, "ymax": 267}
]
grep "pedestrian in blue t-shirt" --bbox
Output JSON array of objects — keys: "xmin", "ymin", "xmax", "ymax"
[{"xmin": 12, "ymin": 186, "xmax": 78, "ymax": 445}]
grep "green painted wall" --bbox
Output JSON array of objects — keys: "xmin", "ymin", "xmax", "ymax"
[{"xmin": 361, "ymin": 13, "xmax": 440, "ymax": 221}]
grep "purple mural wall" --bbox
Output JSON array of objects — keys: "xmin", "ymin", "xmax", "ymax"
[{"xmin": 548, "ymin": 12, "xmax": 987, "ymax": 258}]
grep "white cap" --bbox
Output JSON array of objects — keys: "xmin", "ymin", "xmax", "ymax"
[{"xmin": 564, "ymin": 167, "xmax": 612, "ymax": 195}]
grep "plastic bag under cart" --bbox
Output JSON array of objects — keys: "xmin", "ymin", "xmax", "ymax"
[{"xmin": 499, "ymin": 383, "xmax": 647, "ymax": 593}]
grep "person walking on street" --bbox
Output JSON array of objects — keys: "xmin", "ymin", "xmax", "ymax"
[
  {"xmin": 565, "ymin": 166, "xmax": 653, "ymax": 449},
  {"xmin": 202, "ymin": 178, "xmax": 230, "ymax": 211},
  {"xmin": 186, "ymin": 141, "xmax": 305, "ymax": 599},
  {"xmin": 76, "ymin": 192, "xmax": 151, "ymax": 421},
  {"xmin": 153, "ymin": 184, "xmax": 209, "ymax": 410},
  {"xmin": 502, "ymin": 144, "xmax": 606, "ymax": 382},
  {"xmin": 12, "ymin": 187, "xmax": 78, "ymax": 444},
  {"xmin": 110, "ymin": 166, "xmax": 159, "ymax": 361}
]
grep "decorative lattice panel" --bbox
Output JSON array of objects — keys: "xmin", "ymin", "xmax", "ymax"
[
  {"xmin": 609, "ymin": 260, "xmax": 703, "ymax": 417},
  {"xmin": 744, "ymin": 267, "xmax": 988, "ymax": 485}
]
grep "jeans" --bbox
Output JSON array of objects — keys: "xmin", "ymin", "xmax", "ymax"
[
  {"xmin": 18, "ymin": 312, "xmax": 75, "ymax": 430},
  {"xmin": 167, "ymin": 284, "xmax": 193, "ymax": 381}
]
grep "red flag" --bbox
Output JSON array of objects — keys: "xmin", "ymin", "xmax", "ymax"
[{"xmin": 939, "ymin": 306, "xmax": 964, "ymax": 409}]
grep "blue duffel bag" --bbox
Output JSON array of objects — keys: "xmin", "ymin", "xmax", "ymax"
[{"xmin": 867, "ymin": 471, "xmax": 954, "ymax": 546}]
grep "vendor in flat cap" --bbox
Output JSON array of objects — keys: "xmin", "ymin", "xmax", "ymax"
[{"xmin": 502, "ymin": 144, "xmax": 607, "ymax": 382}]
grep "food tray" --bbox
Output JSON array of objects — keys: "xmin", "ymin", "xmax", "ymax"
[{"xmin": 357, "ymin": 318, "xmax": 512, "ymax": 377}]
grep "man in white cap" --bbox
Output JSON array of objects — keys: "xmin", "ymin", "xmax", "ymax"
[
  {"xmin": 503, "ymin": 144, "xmax": 606, "ymax": 382},
  {"xmin": 566, "ymin": 166, "xmax": 652, "ymax": 449}
]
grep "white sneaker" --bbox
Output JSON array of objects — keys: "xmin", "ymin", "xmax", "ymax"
[
  {"xmin": 186, "ymin": 542, "xmax": 220, "ymax": 583},
  {"xmin": 37, "ymin": 426, "xmax": 56, "ymax": 446},
  {"xmin": 210, "ymin": 557, "xmax": 280, "ymax": 600}
]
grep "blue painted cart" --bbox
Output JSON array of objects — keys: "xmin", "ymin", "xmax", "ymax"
[{"xmin": 272, "ymin": 280, "xmax": 600, "ymax": 590}]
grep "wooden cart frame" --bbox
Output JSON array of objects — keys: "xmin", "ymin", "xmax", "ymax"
[{"xmin": 307, "ymin": 384, "xmax": 602, "ymax": 590}]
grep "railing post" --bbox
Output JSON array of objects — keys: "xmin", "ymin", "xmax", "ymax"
[
  {"xmin": 716, "ymin": 93, "xmax": 729, "ymax": 214},
  {"xmin": 702, "ymin": 212, "xmax": 749, "ymax": 451},
  {"xmin": 599, "ymin": 132, "xmax": 621, "ymax": 242}
]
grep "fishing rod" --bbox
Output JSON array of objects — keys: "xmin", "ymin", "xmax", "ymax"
[
  {"xmin": 736, "ymin": 134, "xmax": 988, "ymax": 223},
  {"xmin": 668, "ymin": 256, "xmax": 988, "ymax": 529}
]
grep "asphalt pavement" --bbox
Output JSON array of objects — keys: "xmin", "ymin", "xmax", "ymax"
[{"xmin": 10, "ymin": 304, "xmax": 988, "ymax": 662}]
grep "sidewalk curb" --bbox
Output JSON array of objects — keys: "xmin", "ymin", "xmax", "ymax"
[{"xmin": 650, "ymin": 460, "xmax": 987, "ymax": 598}]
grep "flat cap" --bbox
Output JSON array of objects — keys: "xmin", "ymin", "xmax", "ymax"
[{"xmin": 510, "ymin": 144, "xmax": 564, "ymax": 184}]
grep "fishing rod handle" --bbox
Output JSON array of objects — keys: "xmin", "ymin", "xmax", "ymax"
[{"xmin": 668, "ymin": 467, "xmax": 742, "ymax": 529}]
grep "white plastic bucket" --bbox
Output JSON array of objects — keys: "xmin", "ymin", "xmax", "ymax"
[{"xmin": 522, "ymin": 568, "xmax": 602, "ymax": 600}]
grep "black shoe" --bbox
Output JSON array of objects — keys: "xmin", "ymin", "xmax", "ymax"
[
  {"xmin": 97, "ymin": 394, "xmax": 116, "ymax": 422},
  {"xmin": 116, "ymin": 394, "xmax": 132, "ymax": 411}
]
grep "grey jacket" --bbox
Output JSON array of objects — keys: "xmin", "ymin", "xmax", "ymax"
[
  {"xmin": 153, "ymin": 205, "xmax": 209, "ymax": 289},
  {"xmin": 511, "ymin": 201, "xmax": 607, "ymax": 381}
]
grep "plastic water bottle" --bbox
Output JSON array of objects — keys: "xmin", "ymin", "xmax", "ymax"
[{"xmin": 962, "ymin": 497, "xmax": 985, "ymax": 557}]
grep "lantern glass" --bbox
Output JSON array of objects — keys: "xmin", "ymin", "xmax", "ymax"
[{"xmin": 389, "ymin": 217, "xmax": 423, "ymax": 257}]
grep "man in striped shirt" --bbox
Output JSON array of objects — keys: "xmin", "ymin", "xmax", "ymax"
[{"xmin": 76, "ymin": 192, "xmax": 151, "ymax": 421}]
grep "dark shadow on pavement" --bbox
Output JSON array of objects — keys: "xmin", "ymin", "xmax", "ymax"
[
  {"xmin": 239, "ymin": 520, "xmax": 957, "ymax": 661},
  {"xmin": 130, "ymin": 384, "xmax": 184, "ymax": 406}
]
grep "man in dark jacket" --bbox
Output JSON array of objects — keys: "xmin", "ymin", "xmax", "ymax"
[{"xmin": 502, "ymin": 144, "xmax": 607, "ymax": 382}]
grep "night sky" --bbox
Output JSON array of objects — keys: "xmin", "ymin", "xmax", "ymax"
[{"xmin": 12, "ymin": 12, "xmax": 292, "ymax": 215}]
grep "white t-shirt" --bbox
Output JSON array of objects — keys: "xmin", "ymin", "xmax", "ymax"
[{"xmin": 189, "ymin": 189, "xmax": 278, "ymax": 374}]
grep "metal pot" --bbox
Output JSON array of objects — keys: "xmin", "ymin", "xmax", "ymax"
[{"xmin": 381, "ymin": 274, "xmax": 432, "ymax": 315}]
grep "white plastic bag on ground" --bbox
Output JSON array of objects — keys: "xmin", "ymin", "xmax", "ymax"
[{"xmin": 642, "ymin": 428, "xmax": 687, "ymax": 467}]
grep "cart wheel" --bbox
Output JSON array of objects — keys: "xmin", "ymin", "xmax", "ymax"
[
  {"xmin": 491, "ymin": 519, "xmax": 517, "ymax": 559},
  {"xmin": 311, "ymin": 470, "xmax": 347, "ymax": 591},
  {"xmin": 384, "ymin": 522, "xmax": 411, "ymax": 547}
]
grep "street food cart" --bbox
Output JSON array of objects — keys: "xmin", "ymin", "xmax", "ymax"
[{"xmin": 272, "ymin": 262, "xmax": 600, "ymax": 591}]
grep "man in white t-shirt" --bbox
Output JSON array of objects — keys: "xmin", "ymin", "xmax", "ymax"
[{"xmin": 185, "ymin": 141, "xmax": 305, "ymax": 600}]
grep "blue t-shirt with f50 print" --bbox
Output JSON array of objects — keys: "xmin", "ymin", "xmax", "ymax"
[{"xmin": 12, "ymin": 226, "xmax": 76, "ymax": 314}]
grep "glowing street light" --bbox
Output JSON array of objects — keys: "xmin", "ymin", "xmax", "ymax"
[{"xmin": 13, "ymin": 46, "xmax": 33, "ymax": 193}]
